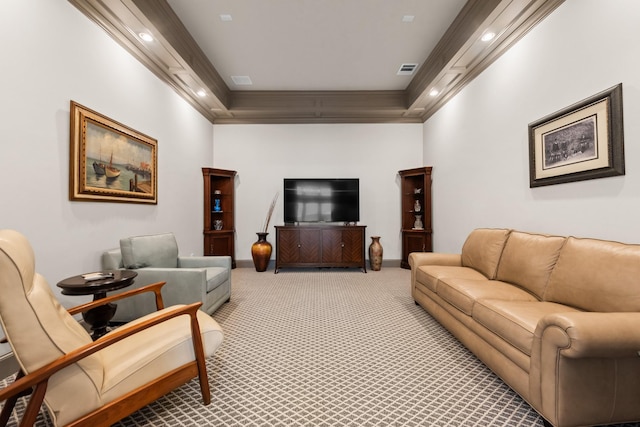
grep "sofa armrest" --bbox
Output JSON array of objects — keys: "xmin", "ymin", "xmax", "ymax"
[
  {"xmin": 534, "ymin": 312, "xmax": 640, "ymax": 358},
  {"xmin": 529, "ymin": 311, "xmax": 640, "ymax": 425},
  {"xmin": 408, "ymin": 252, "xmax": 461, "ymax": 269},
  {"xmin": 179, "ymin": 255, "xmax": 231, "ymax": 270}
]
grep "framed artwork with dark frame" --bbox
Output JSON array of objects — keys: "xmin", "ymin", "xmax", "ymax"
[
  {"xmin": 69, "ymin": 101, "xmax": 158, "ymax": 204},
  {"xmin": 528, "ymin": 84, "xmax": 624, "ymax": 188}
]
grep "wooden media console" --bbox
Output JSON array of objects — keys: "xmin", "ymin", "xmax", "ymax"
[{"xmin": 274, "ymin": 225, "xmax": 367, "ymax": 273}]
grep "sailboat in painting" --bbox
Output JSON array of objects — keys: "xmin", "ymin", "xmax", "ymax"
[
  {"xmin": 105, "ymin": 152, "xmax": 120, "ymax": 178},
  {"xmin": 93, "ymin": 146, "xmax": 106, "ymax": 175}
]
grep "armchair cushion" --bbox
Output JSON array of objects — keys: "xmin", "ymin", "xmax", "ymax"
[
  {"xmin": 205, "ymin": 267, "xmax": 229, "ymax": 292},
  {"xmin": 120, "ymin": 233, "xmax": 178, "ymax": 269},
  {"xmin": 100, "ymin": 308, "xmax": 223, "ymax": 399}
]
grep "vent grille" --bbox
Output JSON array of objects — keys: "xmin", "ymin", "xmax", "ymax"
[
  {"xmin": 231, "ymin": 75, "xmax": 253, "ymax": 85},
  {"xmin": 397, "ymin": 63, "xmax": 418, "ymax": 76}
]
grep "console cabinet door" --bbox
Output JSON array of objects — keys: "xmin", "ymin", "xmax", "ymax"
[
  {"xmin": 278, "ymin": 228, "xmax": 321, "ymax": 264},
  {"xmin": 321, "ymin": 229, "xmax": 343, "ymax": 263},
  {"xmin": 278, "ymin": 228, "xmax": 301, "ymax": 264},
  {"xmin": 299, "ymin": 229, "xmax": 321, "ymax": 263},
  {"xmin": 341, "ymin": 228, "xmax": 364, "ymax": 264},
  {"xmin": 321, "ymin": 228, "xmax": 363, "ymax": 265}
]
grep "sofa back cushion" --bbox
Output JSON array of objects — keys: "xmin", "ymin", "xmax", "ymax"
[
  {"xmin": 544, "ymin": 236, "xmax": 640, "ymax": 312},
  {"xmin": 461, "ymin": 228, "xmax": 511, "ymax": 279},
  {"xmin": 120, "ymin": 232, "xmax": 179, "ymax": 269},
  {"xmin": 496, "ymin": 231, "xmax": 566, "ymax": 299}
]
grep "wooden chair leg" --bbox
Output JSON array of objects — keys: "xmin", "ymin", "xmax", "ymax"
[
  {"xmin": 0, "ymin": 389, "xmax": 19, "ymax": 426},
  {"xmin": 189, "ymin": 316, "xmax": 211, "ymax": 405},
  {"xmin": 19, "ymin": 382, "xmax": 47, "ymax": 427},
  {"xmin": 0, "ymin": 370, "xmax": 28, "ymax": 426}
]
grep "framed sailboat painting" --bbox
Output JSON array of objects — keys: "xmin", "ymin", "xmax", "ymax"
[{"xmin": 69, "ymin": 101, "xmax": 158, "ymax": 204}]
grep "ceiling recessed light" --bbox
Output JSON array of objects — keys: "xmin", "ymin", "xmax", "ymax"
[
  {"xmin": 138, "ymin": 32, "xmax": 153, "ymax": 42},
  {"xmin": 196, "ymin": 89, "xmax": 207, "ymax": 97},
  {"xmin": 231, "ymin": 76, "xmax": 253, "ymax": 86},
  {"xmin": 481, "ymin": 32, "xmax": 496, "ymax": 42},
  {"xmin": 402, "ymin": 15, "xmax": 415, "ymax": 23},
  {"xmin": 429, "ymin": 89, "xmax": 439, "ymax": 97},
  {"xmin": 220, "ymin": 14, "xmax": 232, "ymax": 22}
]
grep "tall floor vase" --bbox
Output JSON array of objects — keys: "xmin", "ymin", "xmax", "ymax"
[
  {"xmin": 251, "ymin": 232, "xmax": 272, "ymax": 272},
  {"xmin": 368, "ymin": 236, "xmax": 383, "ymax": 271}
]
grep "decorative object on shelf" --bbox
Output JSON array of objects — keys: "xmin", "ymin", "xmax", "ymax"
[
  {"xmin": 213, "ymin": 198, "xmax": 221, "ymax": 212},
  {"xmin": 414, "ymin": 188, "xmax": 422, "ymax": 194},
  {"xmin": 214, "ymin": 220, "xmax": 223, "ymax": 230},
  {"xmin": 251, "ymin": 192, "xmax": 279, "ymax": 272},
  {"xmin": 414, "ymin": 199, "xmax": 421, "ymax": 212},
  {"xmin": 368, "ymin": 236, "xmax": 383, "ymax": 271},
  {"xmin": 414, "ymin": 215, "xmax": 423, "ymax": 229}
]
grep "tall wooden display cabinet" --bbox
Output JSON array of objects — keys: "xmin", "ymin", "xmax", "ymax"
[
  {"xmin": 399, "ymin": 167, "xmax": 433, "ymax": 269},
  {"xmin": 202, "ymin": 168, "xmax": 237, "ymax": 268}
]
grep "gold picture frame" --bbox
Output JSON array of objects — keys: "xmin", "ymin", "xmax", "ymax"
[
  {"xmin": 69, "ymin": 101, "xmax": 157, "ymax": 204},
  {"xmin": 528, "ymin": 84, "xmax": 624, "ymax": 187}
]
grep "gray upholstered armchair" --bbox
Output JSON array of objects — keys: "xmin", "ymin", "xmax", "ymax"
[{"xmin": 101, "ymin": 232, "xmax": 231, "ymax": 322}]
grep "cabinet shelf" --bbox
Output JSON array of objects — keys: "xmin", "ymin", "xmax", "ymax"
[
  {"xmin": 398, "ymin": 167, "xmax": 432, "ymax": 269},
  {"xmin": 203, "ymin": 168, "xmax": 237, "ymax": 268}
]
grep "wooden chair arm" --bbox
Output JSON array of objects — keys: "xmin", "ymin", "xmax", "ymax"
[
  {"xmin": 0, "ymin": 302, "xmax": 203, "ymax": 403},
  {"xmin": 67, "ymin": 281, "xmax": 167, "ymax": 316}
]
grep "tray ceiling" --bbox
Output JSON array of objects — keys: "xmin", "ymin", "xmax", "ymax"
[{"xmin": 68, "ymin": 0, "xmax": 564, "ymax": 124}]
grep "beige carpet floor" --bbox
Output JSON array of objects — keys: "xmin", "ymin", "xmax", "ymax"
[{"xmin": 4, "ymin": 267, "xmax": 639, "ymax": 426}]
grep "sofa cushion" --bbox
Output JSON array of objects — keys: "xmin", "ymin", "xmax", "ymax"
[
  {"xmin": 545, "ymin": 237, "xmax": 640, "ymax": 312},
  {"xmin": 205, "ymin": 267, "xmax": 229, "ymax": 293},
  {"xmin": 496, "ymin": 231, "xmax": 566, "ymax": 299},
  {"xmin": 416, "ymin": 265, "xmax": 487, "ymax": 293},
  {"xmin": 120, "ymin": 233, "xmax": 179, "ymax": 269},
  {"xmin": 473, "ymin": 300, "xmax": 580, "ymax": 356},
  {"xmin": 461, "ymin": 228, "xmax": 511, "ymax": 279},
  {"xmin": 437, "ymin": 278, "xmax": 538, "ymax": 316}
]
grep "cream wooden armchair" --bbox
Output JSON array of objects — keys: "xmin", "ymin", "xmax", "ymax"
[{"xmin": 0, "ymin": 229, "xmax": 224, "ymax": 426}]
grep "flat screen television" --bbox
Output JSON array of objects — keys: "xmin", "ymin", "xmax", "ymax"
[{"xmin": 284, "ymin": 178, "xmax": 359, "ymax": 224}]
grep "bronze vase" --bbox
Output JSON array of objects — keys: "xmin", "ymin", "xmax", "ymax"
[
  {"xmin": 251, "ymin": 232, "xmax": 272, "ymax": 272},
  {"xmin": 368, "ymin": 236, "xmax": 383, "ymax": 271}
]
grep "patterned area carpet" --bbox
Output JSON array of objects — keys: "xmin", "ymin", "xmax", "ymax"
[{"xmin": 4, "ymin": 268, "xmax": 639, "ymax": 426}]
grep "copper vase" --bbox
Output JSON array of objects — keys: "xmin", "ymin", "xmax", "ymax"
[
  {"xmin": 251, "ymin": 232, "xmax": 272, "ymax": 272},
  {"xmin": 368, "ymin": 236, "xmax": 383, "ymax": 271}
]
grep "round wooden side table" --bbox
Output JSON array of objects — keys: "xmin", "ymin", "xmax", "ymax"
[{"xmin": 57, "ymin": 270, "xmax": 137, "ymax": 340}]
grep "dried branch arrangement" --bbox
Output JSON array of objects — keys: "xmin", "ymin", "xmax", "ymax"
[{"xmin": 261, "ymin": 192, "xmax": 279, "ymax": 233}]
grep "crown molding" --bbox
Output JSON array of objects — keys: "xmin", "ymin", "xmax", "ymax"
[{"xmin": 68, "ymin": 0, "xmax": 564, "ymax": 124}]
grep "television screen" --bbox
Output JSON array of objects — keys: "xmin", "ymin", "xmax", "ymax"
[{"xmin": 284, "ymin": 178, "xmax": 359, "ymax": 223}]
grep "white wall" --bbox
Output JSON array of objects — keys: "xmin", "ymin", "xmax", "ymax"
[
  {"xmin": 0, "ymin": 0, "xmax": 213, "ymax": 305},
  {"xmin": 213, "ymin": 124, "xmax": 423, "ymax": 263},
  {"xmin": 424, "ymin": 0, "xmax": 640, "ymax": 252}
]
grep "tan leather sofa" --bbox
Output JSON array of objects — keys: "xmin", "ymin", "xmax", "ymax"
[{"xmin": 410, "ymin": 228, "xmax": 640, "ymax": 427}]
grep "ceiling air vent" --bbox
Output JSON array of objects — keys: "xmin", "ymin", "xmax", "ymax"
[
  {"xmin": 397, "ymin": 63, "xmax": 418, "ymax": 76},
  {"xmin": 231, "ymin": 75, "xmax": 253, "ymax": 85}
]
